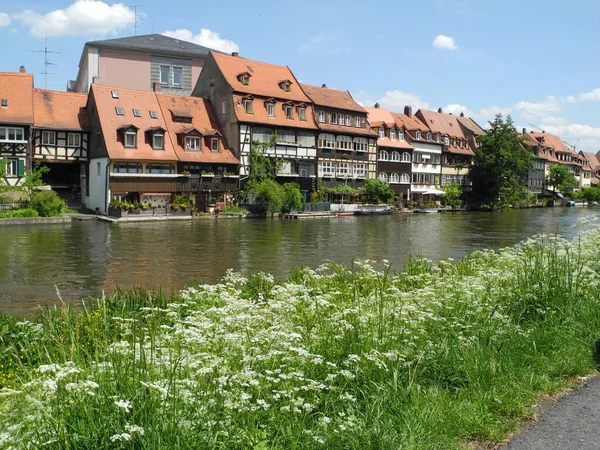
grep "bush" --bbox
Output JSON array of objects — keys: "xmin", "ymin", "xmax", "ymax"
[
  {"xmin": 29, "ymin": 190, "xmax": 66, "ymax": 217},
  {"xmin": 10, "ymin": 208, "xmax": 39, "ymax": 218}
]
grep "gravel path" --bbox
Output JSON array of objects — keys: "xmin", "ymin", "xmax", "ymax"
[{"xmin": 500, "ymin": 376, "xmax": 600, "ymax": 450}]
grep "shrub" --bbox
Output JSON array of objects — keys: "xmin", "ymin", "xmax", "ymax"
[
  {"xmin": 9, "ymin": 208, "xmax": 39, "ymax": 218},
  {"xmin": 29, "ymin": 190, "xmax": 66, "ymax": 217}
]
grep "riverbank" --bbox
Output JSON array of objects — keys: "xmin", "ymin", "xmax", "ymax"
[{"xmin": 2, "ymin": 226, "xmax": 600, "ymax": 448}]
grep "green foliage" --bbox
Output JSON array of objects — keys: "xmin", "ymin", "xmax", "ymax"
[
  {"xmin": 440, "ymin": 183, "xmax": 463, "ymax": 209},
  {"xmin": 21, "ymin": 162, "xmax": 50, "ymax": 202},
  {"xmin": 171, "ymin": 195, "xmax": 190, "ymax": 210},
  {"xmin": 29, "ymin": 190, "xmax": 66, "ymax": 217},
  {"xmin": 308, "ymin": 190, "xmax": 325, "ymax": 203},
  {"xmin": 546, "ymin": 164, "xmax": 577, "ymax": 195},
  {"xmin": 0, "ymin": 208, "xmax": 39, "ymax": 218},
  {"xmin": 361, "ymin": 178, "xmax": 395, "ymax": 204},
  {"xmin": 251, "ymin": 179, "xmax": 284, "ymax": 216},
  {"xmin": 219, "ymin": 204, "xmax": 248, "ymax": 214},
  {"xmin": 580, "ymin": 186, "xmax": 600, "ymax": 204},
  {"xmin": 281, "ymin": 182, "xmax": 303, "ymax": 213},
  {"xmin": 469, "ymin": 114, "xmax": 534, "ymax": 210}
]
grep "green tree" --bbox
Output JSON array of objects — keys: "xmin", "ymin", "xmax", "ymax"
[
  {"xmin": 240, "ymin": 136, "xmax": 284, "ymax": 202},
  {"xmin": 469, "ymin": 114, "xmax": 534, "ymax": 210},
  {"xmin": 546, "ymin": 164, "xmax": 577, "ymax": 197},
  {"xmin": 0, "ymin": 159, "xmax": 11, "ymax": 201},
  {"xmin": 30, "ymin": 190, "xmax": 66, "ymax": 217},
  {"xmin": 252, "ymin": 179, "xmax": 284, "ymax": 218},
  {"xmin": 21, "ymin": 162, "xmax": 50, "ymax": 202},
  {"xmin": 362, "ymin": 179, "xmax": 395, "ymax": 204},
  {"xmin": 281, "ymin": 182, "xmax": 303, "ymax": 213},
  {"xmin": 441, "ymin": 183, "xmax": 463, "ymax": 209}
]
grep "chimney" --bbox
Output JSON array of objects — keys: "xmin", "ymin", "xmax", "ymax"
[
  {"xmin": 321, "ymin": 83, "xmax": 327, "ymax": 88},
  {"xmin": 542, "ymin": 130, "xmax": 545, "ymax": 133},
  {"xmin": 522, "ymin": 128, "xmax": 526, "ymax": 135},
  {"xmin": 438, "ymin": 107, "xmax": 443, "ymax": 113},
  {"xmin": 152, "ymin": 82, "xmax": 161, "ymax": 93},
  {"xmin": 404, "ymin": 105, "xmax": 412, "ymax": 117},
  {"xmin": 460, "ymin": 111, "xmax": 464, "ymax": 117},
  {"xmin": 19, "ymin": 66, "xmax": 26, "ymax": 73},
  {"xmin": 374, "ymin": 102, "xmax": 380, "ymax": 108},
  {"xmin": 231, "ymin": 52, "xmax": 239, "ymax": 57}
]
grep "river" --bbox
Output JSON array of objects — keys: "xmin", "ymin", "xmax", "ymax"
[{"xmin": 1, "ymin": 207, "xmax": 599, "ymax": 314}]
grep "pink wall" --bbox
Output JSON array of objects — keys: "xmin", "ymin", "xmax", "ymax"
[
  {"xmin": 191, "ymin": 58, "xmax": 205, "ymax": 90},
  {"xmin": 98, "ymin": 49, "xmax": 152, "ymax": 90}
]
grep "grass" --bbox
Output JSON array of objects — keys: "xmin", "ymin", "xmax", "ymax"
[{"xmin": 2, "ymin": 224, "xmax": 600, "ymax": 448}]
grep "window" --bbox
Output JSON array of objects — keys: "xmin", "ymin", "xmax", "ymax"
[
  {"xmin": 436, "ymin": 133, "xmax": 441, "ymax": 143},
  {"xmin": 379, "ymin": 150, "xmax": 389, "ymax": 161},
  {"xmin": 353, "ymin": 163, "xmax": 367, "ymax": 178},
  {"xmin": 253, "ymin": 127, "xmax": 273, "ymax": 143},
  {"xmin": 354, "ymin": 137, "xmax": 368, "ymax": 152},
  {"xmin": 400, "ymin": 173, "xmax": 410, "ymax": 183},
  {"xmin": 318, "ymin": 111, "xmax": 325, "ymax": 123},
  {"xmin": 172, "ymin": 67, "xmax": 182, "ymax": 87},
  {"xmin": 427, "ymin": 132, "xmax": 431, "ymax": 141},
  {"xmin": 124, "ymin": 130, "xmax": 137, "ymax": 148},
  {"xmin": 113, "ymin": 162, "xmax": 142, "ymax": 173},
  {"xmin": 355, "ymin": 117, "xmax": 361, "ymax": 127},
  {"xmin": 299, "ymin": 107, "xmax": 306, "ymax": 121},
  {"xmin": 345, "ymin": 115, "xmax": 351, "ymax": 126},
  {"xmin": 211, "ymin": 138, "xmax": 219, "ymax": 153},
  {"xmin": 336, "ymin": 162, "xmax": 351, "ymax": 178},
  {"xmin": 466, "ymin": 141, "xmax": 469, "ymax": 149},
  {"xmin": 297, "ymin": 132, "xmax": 315, "ymax": 147},
  {"xmin": 242, "ymin": 74, "xmax": 249, "ymax": 85},
  {"xmin": 96, "ymin": 162, "xmax": 101, "ymax": 176},
  {"xmin": 379, "ymin": 127, "xmax": 385, "ymax": 139},
  {"xmin": 318, "ymin": 161, "xmax": 335, "ymax": 177},
  {"xmin": 115, "ymin": 107, "xmax": 124, "ymax": 116},
  {"xmin": 1, "ymin": 99, "xmax": 7, "ymax": 107},
  {"xmin": 6, "ymin": 159, "xmax": 21, "ymax": 177},
  {"xmin": 452, "ymin": 138, "xmax": 456, "ymax": 146},
  {"xmin": 133, "ymin": 109, "xmax": 141, "ymax": 117},
  {"xmin": 390, "ymin": 129, "xmax": 396, "ymax": 141},
  {"xmin": 459, "ymin": 140, "xmax": 463, "ymax": 148},
  {"xmin": 245, "ymin": 99, "xmax": 253, "ymax": 114},
  {"xmin": 378, "ymin": 172, "xmax": 388, "ymax": 182},
  {"xmin": 153, "ymin": 132, "xmax": 164, "ymax": 150},
  {"xmin": 399, "ymin": 130, "xmax": 404, "ymax": 141},
  {"xmin": 277, "ymin": 129, "xmax": 295, "ymax": 144},
  {"xmin": 146, "ymin": 164, "xmax": 174, "ymax": 174},
  {"xmin": 150, "ymin": 111, "xmax": 157, "ymax": 119},
  {"xmin": 185, "ymin": 137, "xmax": 201, "ymax": 150},
  {"xmin": 0, "ymin": 127, "xmax": 25, "ymax": 142},
  {"xmin": 160, "ymin": 66, "xmax": 170, "ymax": 86},
  {"xmin": 401, "ymin": 152, "xmax": 411, "ymax": 162},
  {"xmin": 390, "ymin": 173, "xmax": 400, "ymax": 184},
  {"xmin": 222, "ymin": 100, "xmax": 227, "ymax": 115},
  {"xmin": 318, "ymin": 133, "xmax": 335, "ymax": 149},
  {"xmin": 283, "ymin": 82, "xmax": 290, "ymax": 92},
  {"xmin": 416, "ymin": 131, "xmax": 421, "ymax": 140},
  {"xmin": 267, "ymin": 102, "xmax": 275, "ymax": 117},
  {"xmin": 42, "ymin": 131, "xmax": 56, "ymax": 145},
  {"xmin": 336, "ymin": 135, "xmax": 352, "ymax": 150},
  {"xmin": 390, "ymin": 151, "xmax": 400, "ymax": 162},
  {"xmin": 111, "ymin": 90, "xmax": 119, "ymax": 99},
  {"xmin": 331, "ymin": 113, "xmax": 338, "ymax": 124},
  {"xmin": 67, "ymin": 133, "xmax": 81, "ymax": 147},
  {"xmin": 285, "ymin": 105, "xmax": 293, "ymax": 119},
  {"xmin": 444, "ymin": 136, "xmax": 450, "ymax": 145}
]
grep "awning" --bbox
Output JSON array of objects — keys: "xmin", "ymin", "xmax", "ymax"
[
  {"xmin": 422, "ymin": 189, "xmax": 445, "ymax": 196},
  {"xmin": 556, "ymin": 192, "xmax": 565, "ymax": 199}
]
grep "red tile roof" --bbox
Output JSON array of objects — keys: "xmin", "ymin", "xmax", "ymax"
[
  {"xmin": 581, "ymin": 151, "xmax": 600, "ymax": 171},
  {"xmin": 416, "ymin": 109, "xmax": 467, "ymax": 139},
  {"xmin": 316, "ymin": 122, "xmax": 377, "ymax": 137},
  {"xmin": 92, "ymin": 84, "xmax": 178, "ymax": 162},
  {"xmin": 377, "ymin": 137, "xmax": 413, "ymax": 150},
  {"xmin": 33, "ymin": 89, "xmax": 89, "ymax": 131},
  {"xmin": 457, "ymin": 116, "xmax": 486, "ymax": 136},
  {"xmin": 0, "ymin": 72, "xmax": 34, "ymax": 125},
  {"xmin": 300, "ymin": 84, "xmax": 366, "ymax": 114},
  {"xmin": 391, "ymin": 112, "xmax": 430, "ymax": 131},
  {"xmin": 365, "ymin": 107, "xmax": 395, "ymax": 127},
  {"xmin": 157, "ymin": 94, "xmax": 239, "ymax": 165},
  {"xmin": 232, "ymin": 94, "xmax": 318, "ymax": 130},
  {"xmin": 212, "ymin": 52, "xmax": 310, "ymax": 102}
]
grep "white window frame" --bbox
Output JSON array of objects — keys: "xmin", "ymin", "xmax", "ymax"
[
  {"xmin": 345, "ymin": 115, "xmax": 351, "ymax": 126},
  {"xmin": 336, "ymin": 162, "xmax": 351, "ymax": 178},
  {"xmin": 452, "ymin": 138, "xmax": 457, "ymax": 146},
  {"xmin": 379, "ymin": 126, "xmax": 385, "ymax": 139},
  {"xmin": 416, "ymin": 131, "xmax": 421, "ymax": 140},
  {"xmin": 245, "ymin": 99, "xmax": 253, "ymax": 114},
  {"xmin": 427, "ymin": 132, "xmax": 431, "ymax": 141},
  {"xmin": 331, "ymin": 113, "xmax": 338, "ymax": 124},
  {"xmin": 401, "ymin": 152, "xmax": 411, "ymax": 162},
  {"xmin": 336, "ymin": 135, "xmax": 352, "ymax": 150},
  {"xmin": 399, "ymin": 130, "xmax": 404, "ymax": 141},
  {"xmin": 42, "ymin": 131, "xmax": 56, "ymax": 146},
  {"xmin": 355, "ymin": 117, "xmax": 361, "ymax": 127},
  {"xmin": 267, "ymin": 103, "xmax": 275, "ymax": 117},
  {"xmin": 318, "ymin": 111, "xmax": 325, "ymax": 123},
  {"xmin": 0, "ymin": 127, "xmax": 25, "ymax": 142},
  {"xmin": 353, "ymin": 163, "xmax": 367, "ymax": 178},
  {"xmin": 390, "ymin": 151, "xmax": 400, "ymax": 162},
  {"xmin": 318, "ymin": 161, "xmax": 335, "ymax": 177},
  {"xmin": 353, "ymin": 137, "xmax": 368, "ymax": 152},
  {"xmin": 389, "ymin": 173, "xmax": 400, "ymax": 184},
  {"xmin": 172, "ymin": 67, "xmax": 182, "ymax": 87},
  {"xmin": 185, "ymin": 136, "xmax": 201, "ymax": 151},
  {"xmin": 444, "ymin": 136, "xmax": 450, "ymax": 145},
  {"xmin": 390, "ymin": 129, "xmax": 396, "ymax": 141},
  {"xmin": 160, "ymin": 66, "xmax": 170, "ymax": 86},
  {"xmin": 67, "ymin": 133, "xmax": 81, "ymax": 147},
  {"xmin": 153, "ymin": 132, "xmax": 164, "ymax": 150},
  {"xmin": 285, "ymin": 105, "xmax": 294, "ymax": 120},
  {"xmin": 379, "ymin": 150, "xmax": 389, "ymax": 161},
  {"xmin": 378, "ymin": 172, "xmax": 388, "ymax": 182},
  {"xmin": 124, "ymin": 130, "xmax": 137, "ymax": 148},
  {"xmin": 211, "ymin": 138, "xmax": 220, "ymax": 153},
  {"xmin": 6, "ymin": 159, "xmax": 18, "ymax": 177},
  {"xmin": 299, "ymin": 107, "xmax": 306, "ymax": 121},
  {"xmin": 318, "ymin": 133, "xmax": 335, "ymax": 149},
  {"xmin": 436, "ymin": 133, "xmax": 441, "ymax": 143}
]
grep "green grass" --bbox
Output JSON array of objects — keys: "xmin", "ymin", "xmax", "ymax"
[{"xmin": 2, "ymin": 227, "xmax": 600, "ymax": 449}]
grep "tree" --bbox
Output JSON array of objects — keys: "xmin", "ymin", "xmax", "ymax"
[
  {"xmin": 0, "ymin": 159, "xmax": 11, "ymax": 201},
  {"xmin": 441, "ymin": 183, "xmax": 463, "ymax": 209},
  {"xmin": 362, "ymin": 179, "xmax": 395, "ymax": 204},
  {"xmin": 240, "ymin": 136, "xmax": 284, "ymax": 203},
  {"xmin": 21, "ymin": 162, "xmax": 50, "ymax": 202},
  {"xmin": 281, "ymin": 182, "xmax": 303, "ymax": 213},
  {"xmin": 546, "ymin": 164, "xmax": 577, "ymax": 197},
  {"xmin": 469, "ymin": 114, "xmax": 534, "ymax": 210},
  {"xmin": 252, "ymin": 179, "xmax": 284, "ymax": 218}
]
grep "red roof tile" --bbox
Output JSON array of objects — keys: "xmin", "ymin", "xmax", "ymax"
[
  {"xmin": 0, "ymin": 72, "xmax": 33, "ymax": 125},
  {"xmin": 581, "ymin": 151, "xmax": 600, "ymax": 171},
  {"xmin": 33, "ymin": 89, "xmax": 89, "ymax": 131},
  {"xmin": 365, "ymin": 107, "xmax": 395, "ymax": 127},
  {"xmin": 233, "ymin": 93, "xmax": 318, "ymax": 130},
  {"xmin": 300, "ymin": 84, "xmax": 366, "ymax": 114},
  {"xmin": 391, "ymin": 112, "xmax": 430, "ymax": 131},
  {"xmin": 377, "ymin": 137, "xmax": 413, "ymax": 150},
  {"xmin": 416, "ymin": 109, "xmax": 467, "ymax": 139},
  {"xmin": 316, "ymin": 122, "xmax": 377, "ymax": 137}
]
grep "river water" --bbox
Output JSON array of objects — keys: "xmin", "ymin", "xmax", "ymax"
[{"xmin": 2, "ymin": 208, "xmax": 599, "ymax": 314}]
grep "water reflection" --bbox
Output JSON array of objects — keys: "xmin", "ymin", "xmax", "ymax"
[{"xmin": 1, "ymin": 208, "xmax": 598, "ymax": 314}]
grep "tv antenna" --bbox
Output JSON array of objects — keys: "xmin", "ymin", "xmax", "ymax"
[
  {"xmin": 129, "ymin": 5, "xmax": 143, "ymax": 36},
  {"xmin": 28, "ymin": 38, "xmax": 62, "ymax": 89}
]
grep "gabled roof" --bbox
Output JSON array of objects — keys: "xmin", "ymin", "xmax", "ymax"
[
  {"xmin": 457, "ymin": 116, "xmax": 486, "ymax": 136},
  {"xmin": 300, "ymin": 83, "xmax": 366, "ymax": 114},
  {"xmin": 0, "ymin": 72, "xmax": 34, "ymax": 125},
  {"xmin": 364, "ymin": 107, "xmax": 395, "ymax": 127},
  {"xmin": 391, "ymin": 112, "xmax": 429, "ymax": 132},
  {"xmin": 581, "ymin": 151, "xmax": 600, "ymax": 171},
  {"xmin": 33, "ymin": 89, "xmax": 89, "ymax": 131},
  {"xmin": 232, "ymin": 93, "xmax": 318, "ymax": 129},
  {"xmin": 528, "ymin": 132, "xmax": 570, "ymax": 153},
  {"xmin": 86, "ymin": 33, "xmax": 214, "ymax": 57},
  {"xmin": 212, "ymin": 52, "xmax": 310, "ymax": 102},
  {"xmin": 416, "ymin": 109, "xmax": 467, "ymax": 139},
  {"xmin": 156, "ymin": 94, "xmax": 239, "ymax": 165},
  {"xmin": 91, "ymin": 84, "xmax": 177, "ymax": 162}
]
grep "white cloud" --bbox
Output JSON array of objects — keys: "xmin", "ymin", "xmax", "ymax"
[
  {"xmin": 540, "ymin": 116, "xmax": 567, "ymax": 125},
  {"xmin": 162, "ymin": 28, "xmax": 239, "ymax": 54},
  {"xmin": 567, "ymin": 95, "xmax": 577, "ymax": 103},
  {"xmin": 377, "ymin": 90, "xmax": 430, "ymax": 111},
  {"xmin": 442, "ymin": 103, "xmax": 473, "ymax": 117},
  {"xmin": 515, "ymin": 96, "xmax": 561, "ymax": 120},
  {"xmin": 433, "ymin": 34, "xmax": 457, "ymax": 51},
  {"xmin": 579, "ymin": 88, "xmax": 600, "ymax": 102},
  {"xmin": 0, "ymin": 12, "xmax": 10, "ymax": 27},
  {"xmin": 15, "ymin": 0, "xmax": 135, "ymax": 37},
  {"xmin": 541, "ymin": 124, "xmax": 600, "ymax": 151}
]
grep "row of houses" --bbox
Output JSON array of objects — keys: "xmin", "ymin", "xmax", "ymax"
[{"xmin": 0, "ymin": 34, "xmax": 595, "ymax": 214}]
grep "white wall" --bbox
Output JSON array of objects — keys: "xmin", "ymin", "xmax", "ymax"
[{"xmin": 87, "ymin": 157, "xmax": 109, "ymax": 214}]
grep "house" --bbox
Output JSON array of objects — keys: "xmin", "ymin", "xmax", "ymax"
[
  {"xmin": 156, "ymin": 94, "xmax": 240, "ymax": 210},
  {"xmin": 365, "ymin": 104, "xmax": 413, "ymax": 203},
  {"xmin": 193, "ymin": 51, "xmax": 319, "ymax": 192},
  {"xmin": 86, "ymin": 84, "xmax": 181, "ymax": 214},
  {"xmin": 0, "ymin": 69, "xmax": 33, "ymax": 186},
  {"xmin": 521, "ymin": 129, "xmax": 547, "ymax": 195},
  {"xmin": 32, "ymin": 89, "xmax": 89, "ymax": 203},
  {"xmin": 416, "ymin": 108, "xmax": 484, "ymax": 190},
  {"xmin": 70, "ymin": 34, "xmax": 215, "ymax": 95},
  {"xmin": 300, "ymin": 83, "xmax": 377, "ymax": 190},
  {"xmin": 392, "ymin": 106, "xmax": 443, "ymax": 200},
  {"xmin": 581, "ymin": 151, "xmax": 600, "ymax": 186}
]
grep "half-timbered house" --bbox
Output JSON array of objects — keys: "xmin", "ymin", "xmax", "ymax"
[
  {"xmin": 32, "ymin": 89, "xmax": 89, "ymax": 202},
  {"xmin": 300, "ymin": 83, "xmax": 377, "ymax": 191},
  {"xmin": 193, "ymin": 52, "xmax": 319, "ymax": 192},
  {"xmin": 0, "ymin": 70, "xmax": 33, "ymax": 187}
]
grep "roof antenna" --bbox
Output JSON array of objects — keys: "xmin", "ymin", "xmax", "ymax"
[
  {"xmin": 128, "ymin": 5, "xmax": 142, "ymax": 36},
  {"xmin": 28, "ymin": 37, "xmax": 62, "ymax": 89}
]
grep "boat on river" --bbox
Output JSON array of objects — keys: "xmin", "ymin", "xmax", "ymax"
[
  {"xmin": 414, "ymin": 208, "xmax": 439, "ymax": 214},
  {"xmin": 336, "ymin": 211, "xmax": 355, "ymax": 217}
]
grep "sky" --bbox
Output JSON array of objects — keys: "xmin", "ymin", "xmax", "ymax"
[{"xmin": 0, "ymin": 0, "xmax": 599, "ymax": 151}]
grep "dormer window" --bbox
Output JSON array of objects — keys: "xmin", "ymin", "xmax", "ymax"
[
  {"xmin": 245, "ymin": 99, "xmax": 253, "ymax": 114},
  {"xmin": 452, "ymin": 138, "xmax": 456, "ymax": 146},
  {"xmin": 331, "ymin": 113, "xmax": 338, "ymax": 124},
  {"xmin": 379, "ymin": 126, "xmax": 385, "ymax": 139},
  {"xmin": 279, "ymin": 80, "xmax": 292, "ymax": 92},
  {"xmin": 355, "ymin": 117, "xmax": 361, "ymax": 127},
  {"xmin": 125, "ymin": 130, "xmax": 137, "ymax": 148},
  {"xmin": 399, "ymin": 130, "xmax": 404, "ymax": 141},
  {"xmin": 285, "ymin": 105, "xmax": 294, "ymax": 120},
  {"xmin": 390, "ymin": 129, "xmax": 396, "ymax": 141},
  {"xmin": 345, "ymin": 115, "xmax": 351, "ymax": 126},
  {"xmin": 416, "ymin": 130, "xmax": 421, "ymax": 140},
  {"xmin": 284, "ymin": 82, "xmax": 290, "ymax": 92},
  {"xmin": 153, "ymin": 132, "xmax": 164, "ymax": 150},
  {"xmin": 211, "ymin": 138, "xmax": 220, "ymax": 153},
  {"xmin": 267, "ymin": 103, "xmax": 275, "ymax": 117},
  {"xmin": 185, "ymin": 137, "xmax": 201, "ymax": 150},
  {"xmin": 444, "ymin": 136, "xmax": 450, "ymax": 145},
  {"xmin": 238, "ymin": 72, "xmax": 251, "ymax": 86},
  {"xmin": 133, "ymin": 109, "xmax": 141, "ymax": 118},
  {"xmin": 436, "ymin": 133, "xmax": 441, "ymax": 143},
  {"xmin": 318, "ymin": 111, "xmax": 325, "ymax": 123},
  {"xmin": 298, "ymin": 107, "xmax": 306, "ymax": 121},
  {"xmin": 459, "ymin": 140, "xmax": 463, "ymax": 148},
  {"xmin": 1, "ymin": 99, "xmax": 7, "ymax": 107},
  {"xmin": 427, "ymin": 132, "xmax": 431, "ymax": 141}
]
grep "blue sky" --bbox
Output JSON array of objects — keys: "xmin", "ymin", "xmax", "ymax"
[{"xmin": 0, "ymin": 0, "xmax": 599, "ymax": 150}]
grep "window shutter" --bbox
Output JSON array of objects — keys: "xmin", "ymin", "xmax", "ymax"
[{"xmin": 17, "ymin": 159, "xmax": 25, "ymax": 176}]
